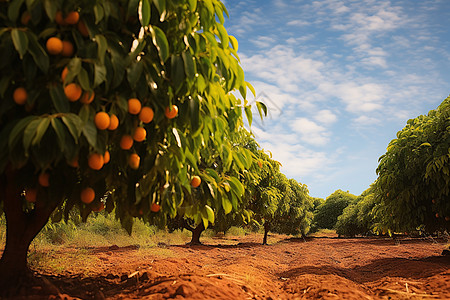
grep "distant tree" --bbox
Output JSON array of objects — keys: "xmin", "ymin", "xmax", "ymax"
[
  {"xmin": 335, "ymin": 187, "xmax": 377, "ymax": 237},
  {"xmin": 313, "ymin": 190, "xmax": 357, "ymax": 229},
  {"xmin": 375, "ymin": 95, "xmax": 450, "ymax": 233},
  {"xmin": 312, "ymin": 197, "xmax": 325, "ymax": 210},
  {"xmin": 247, "ymin": 152, "xmax": 313, "ymax": 244},
  {"xmin": 269, "ymin": 178, "xmax": 314, "ymax": 239}
]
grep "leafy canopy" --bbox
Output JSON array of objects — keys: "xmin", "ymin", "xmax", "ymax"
[
  {"xmin": 0, "ymin": 0, "xmax": 265, "ymax": 232},
  {"xmin": 375, "ymin": 95, "xmax": 450, "ymax": 232}
]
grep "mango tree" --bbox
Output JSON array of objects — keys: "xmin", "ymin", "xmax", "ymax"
[
  {"xmin": 267, "ymin": 178, "xmax": 314, "ymax": 240},
  {"xmin": 0, "ymin": 0, "xmax": 262, "ymax": 293},
  {"xmin": 313, "ymin": 189, "xmax": 357, "ymax": 230},
  {"xmin": 375, "ymin": 95, "xmax": 450, "ymax": 233},
  {"xmin": 166, "ymin": 127, "xmax": 260, "ymax": 244},
  {"xmin": 335, "ymin": 187, "xmax": 377, "ymax": 237},
  {"xmin": 248, "ymin": 151, "xmax": 313, "ymax": 244}
]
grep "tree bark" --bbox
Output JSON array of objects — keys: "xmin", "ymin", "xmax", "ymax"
[
  {"xmin": 262, "ymin": 222, "xmax": 270, "ymax": 245},
  {"xmin": 183, "ymin": 221, "xmax": 205, "ymax": 245},
  {"xmin": 190, "ymin": 222, "xmax": 205, "ymax": 245},
  {"xmin": 182, "ymin": 219, "xmax": 206, "ymax": 245},
  {"xmin": 0, "ymin": 169, "xmax": 59, "ymax": 297}
]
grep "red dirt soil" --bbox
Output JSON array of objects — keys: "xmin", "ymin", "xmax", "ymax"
[{"xmin": 3, "ymin": 234, "xmax": 450, "ymax": 299}]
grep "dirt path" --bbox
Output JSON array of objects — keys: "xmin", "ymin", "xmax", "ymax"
[{"xmin": 9, "ymin": 234, "xmax": 450, "ymax": 299}]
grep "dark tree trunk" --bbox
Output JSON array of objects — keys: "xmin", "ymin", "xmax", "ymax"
[
  {"xmin": 189, "ymin": 222, "xmax": 205, "ymax": 245},
  {"xmin": 183, "ymin": 220, "xmax": 205, "ymax": 245},
  {"xmin": 0, "ymin": 169, "xmax": 59, "ymax": 297},
  {"xmin": 262, "ymin": 222, "xmax": 270, "ymax": 245}
]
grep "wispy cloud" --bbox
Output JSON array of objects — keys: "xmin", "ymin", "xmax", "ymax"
[
  {"xmin": 226, "ymin": 0, "xmax": 450, "ymax": 197},
  {"xmin": 252, "ymin": 127, "xmax": 333, "ymax": 179},
  {"xmin": 286, "ymin": 20, "xmax": 310, "ymax": 26},
  {"xmin": 251, "ymin": 36, "xmax": 277, "ymax": 48},
  {"xmin": 314, "ymin": 110, "xmax": 338, "ymax": 125},
  {"xmin": 291, "ymin": 118, "xmax": 331, "ymax": 146}
]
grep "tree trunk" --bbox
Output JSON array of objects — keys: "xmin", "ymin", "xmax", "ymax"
[
  {"xmin": 0, "ymin": 169, "xmax": 59, "ymax": 297},
  {"xmin": 189, "ymin": 222, "xmax": 205, "ymax": 245},
  {"xmin": 262, "ymin": 222, "xmax": 270, "ymax": 245}
]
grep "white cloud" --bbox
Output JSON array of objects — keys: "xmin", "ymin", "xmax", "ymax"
[
  {"xmin": 291, "ymin": 118, "xmax": 330, "ymax": 146},
  {"xmin": 314, "ymin": 110, "xmax": 338, "ymax": 125},
  {"xmin": 287, "ymin": 20, "xmax": 309, "ymax": 26},
  {"xmin": 225, "ymin": 0, "xmax": 450, "ymax": 198},
  {"xmin": 251, "ymin": 36, "xmax": 276, "ymax": 48},
  {"xmin": 252, "ymin": 127, "xmax": 333, "ymax": 179},
  {"xmin": 353, "ymin": 115, "xmax": 380, "ymax": 126},
  {"xmin": 319, "ymin": 82, "xmax": 386, "ymax": 113},
  {"xmin": 241, "ymin": 46, "xmax": 326, "ymax": 95}
]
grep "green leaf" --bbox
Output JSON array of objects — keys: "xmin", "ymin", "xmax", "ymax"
[
  {"xmin": 188, "ymin": 0, "xmax": 197, "ymax": 12},
  {"xmin": 185, "ymin": 145, "xmax": 197, "ymax": 163},
  {"xmin": 9, "ymin": 116, "xmax": 36, "ymax": 150},
  {"xmin": 203, "ymin": 32, "xmax": 218, "ymax": 47},
  {"xmin": 216, "ymin": 23, "xmax": 229, "ymax": 48},
  {"xmin": 256, "ymin": 101, "xmax": 267, "ymax": 120},
  {"xmin": 83, "ymin": 121, "xmax": 98, "ymax": 149},
  {"xmin": 170, "ymin": 55, "xmax": 185, "ymax": 92},
  {"xmin": 214, "ymin": 3, "xmax": 225, "ymax": 24},
  {"xmin": 95, "ymin": 34, "xmax": 107, "ymax": 65},
  {"xmin": 150, "ymin": 26, "xmax": 169, "ymax": 62},
  {"xmin": 23, "ymin": 118, "xmax": 41, "ymax": 151},
  {"xmin": 78, "ymin": 104, "xmax": 91, "ymax": 123},
  {"xmin": 11, "ymin": 29, "xmax": 28, "ymax": 59},
  {"xmin": 77, "ymin": 68, "xmax": 91, "ymax": 91},
  {"xmin": 205, "ymin": 205, "xmax": 214, "ymax": 223},
  {"xmin": 222, "ymin": 197, "xmax": 232, "ymax": 214},
  {"xmin": 197, "ymin": 74, "xmax": 206, "ymax": 92},
  {"xmin": 65, "ymin": 57, "xmax": 82, "ymax": 83},
  {"xmin": 239, "ymin": 85, "xmax": 246, "ymax": 100},
  {"xmin": 26, "ymin": 32, "xmax": 49, "ymax": 73},
  {"xmin": 202, "ymin": 217, "xmax": 209, "ymax": 230},
  {"xmin": 221, "ymin": 144, "xmax": 232, "ymax": 170},
  {"xmin": 139, "ymin": 0, "xmax": 151, "ymax": 26},
  {"xmin": 153, "ymin": 0, "xmax": 166, "ymax": 21},
  {"xmin": 43, "ymin": 0, "xmax": 58, "ymax": 21},
  {"xmin": 228, "ymin": 176, "xmax": 244, "ymax": 197},
  {"xmin": 205, "ymin": 168, "xmax": 220, "ymax": 182},
  {"xmin": 189, "ymin": 96, "xmax": 201, "ymax": 136},
  {"xmin": 247, "ymin": 82, "xmax": 256, "ymax": 97},
  {"xmin": 203, "ymin": 0, "xmax": 214, "ymax": 14},
  {"xmin": 49, "ymin": 84, "xmax": 70, "ymax": 113},
  {"xmin": 8, "ymin": 0, "xmax": 24, "ymax": 22},
  {"xmin": 94, "ymin": 63, "xmax": 107, "ymax": 87},
  {"xmin": 229, "ymin": 35, "xmax": 238, "ymax": 51},
  {"xmin": 51, "ymin": 118, "xmax": 67, "ymax": 152},
  {"xmin": 32, "ymin": 118, "xmax": 50, "ymax": 146},
  {"xmin": 244, "ymin": 105, "xmax": 252, "ymax": 127},
  {"xmin": 182, "ymin": 51, "xmax": 196, "ymax": 79},
  {"xmin": 61, "ymin": 114, "xmax": 82, "ymax": 141},
  {"xmin": 94, "ymin": 4, "xmax": 104, "ymax": 24}
]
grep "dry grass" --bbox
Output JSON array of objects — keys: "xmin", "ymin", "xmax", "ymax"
[
  {"xmin": 0, "ymin": 212, "xmax": 194, "ymax": 274},
  {"xmin": 309, "ymin": 228, "xmax": 339, "ymax": 238}
]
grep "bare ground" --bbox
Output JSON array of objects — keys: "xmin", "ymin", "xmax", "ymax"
[{"xmin": 2, "ymin": 233, "xmax": 449, "ymax": 299}]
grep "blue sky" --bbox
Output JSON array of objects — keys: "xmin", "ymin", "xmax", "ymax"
[{"xmin": 222, "ymin": 0, "xmax": 450, "ymax": 199}]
